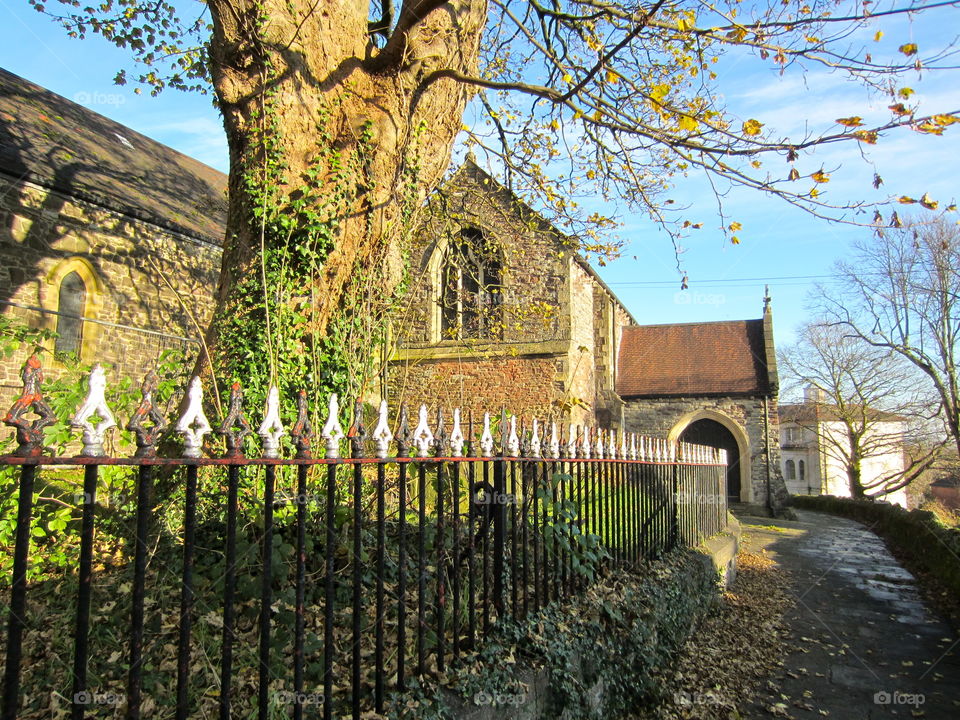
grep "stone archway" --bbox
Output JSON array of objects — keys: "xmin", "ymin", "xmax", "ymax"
[{"xmin": 668, "ymin": 409, "xmax": 752, "ymax": 502}]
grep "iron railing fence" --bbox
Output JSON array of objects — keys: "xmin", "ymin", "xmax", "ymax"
[{"xmin": 0, "ymin": 358, "xmax": 728, "ymax": 720}]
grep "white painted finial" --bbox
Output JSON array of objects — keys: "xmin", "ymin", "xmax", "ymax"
[
  {"xmin": 71, "ymin": 364, "xmax": 116, "ymax": 457},
  {"xmin": 322, "ymin": 394, "xmax": 345, "ymax": 458},
  {"xmin": 372, "ymin": 401, "xmax": 393, "ymax": 459},
  {"xmin": 618, "ymin": 431, "xmax": 627, "ymax": 460},
  {"xmin": 413, "ymin": 405, "xmax": 433, "ymax": 457},
  {"xmin": 549, "ymin": 421, "xmax": 560, "ymax": 459},
  {"xmin": 176, "ymin": 377, "xmax": 211, "ymax": 458},
  {"xmin": 566, "ymin": 424, "xmax": 577, "ymax": 459},
  {"xmin": 449, "ymin": 408, "xmax": 465, "ymax": 457},
  {"xmin": 581, "ymin": 426, "xmax": 592, "ymax": 459},
  {"xmin": 258, "ymin": 385, "xmax": 285, "ymax": 458},
  {"xmin": 529, "ymin": 418, "xmax": 542, "ymax": 458},
  {"xmin": 595, "ymin": 429, "xmax": 605, "ymax": 459},
  {"xmin": 506, "ymin": 415, "xmax": 520, "ymax": 457},
  {"xmin": 480, "ymin": 413, "xmax": 494, "ymax": 457}
]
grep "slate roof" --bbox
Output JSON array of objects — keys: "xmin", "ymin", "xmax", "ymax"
[
  {"xmin": 616, "ymin": 319, "xmax": 773, "ymax": 397},
  {"xmin": 0, "ymin": 67, "xmax": 227, "ymax": 244}
]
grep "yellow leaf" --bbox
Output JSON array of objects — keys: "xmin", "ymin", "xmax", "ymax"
[
  {"xmin": 932, "ymin": 114, "xmax": 959, "ymax": 126},
  {"xmin": 899, "ymin": 43, "xmax": 918, "ymax": 56},
  {"xmin": 731, "ymin": 236, "xmax": 740, "ymax": 244},
  {"xmin": 650, "ymin": 84, "xmax": 670, "ymax": 103},
  {"xmin": 728, "ymin": 222, "xmax": 742, "ymax": 232},
  {"xmin": 874, "ymin": 30, "xmax": 884, "ymax": 42},
  {"xmin": 915, "ymin": 122, "xmax": 945, "ymax": 135},
  {"xmin": 810, "ymin": 187, "xmax": 820, "ymax": 198},
  {"xmin": 563, "ymin": 73, "xmax": 573, "ymax": 83},
  {"xmin": 586, "ymin": 169, "xmax": 596, "ymax": 179},
  {"xmin": 788, "ymin": 167, "xmax": 800, "ymax": 181},
  {"xmin": 678, "ymin": 115, "xmax": 698, "ymax": 132},
  {"xmin": 898, "ymin": 87, "xmax": 915, "ymax": 99},
  {"xmin": 920, "ymin": 192, "xmax": 938, "ymax": 210},
  {"xmin": 899, "ymin": 196, "xmax": 917, "ymax": 204},
  {"xmin": 605, "ymin": 69, "xmax": 619, "ymax": 84},
  {"xmin": 751, "ymin": 159, "xmax": 762, "ymax": 168},
  {"xmin": 742, "ymin": 118, "xmax": 763, "ymax": 136},
  {"xmin": 853, "ymin": 130, "xmax": 878, "ymax": 144},
  {"xmin": 889, "ymin": 103, "xmax": 912, "ymax": 116},
  {"xmin": 836, "ymin": 116, "xmax": 864, "ymax": 127},
  {"xmin": 811, "ymin": 170, "xmax": 830, "ymax": 183},
  {"xmin": 550, "ymin": 118, "xmax": 560, "ymax": 131}
]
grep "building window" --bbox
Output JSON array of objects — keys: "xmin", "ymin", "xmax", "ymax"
[
  {"xmin": 55, "ymin": 271, "xmax": 86, "ymax": 357},
  {"xmin": 439, "ymin": 229, "xmax": 502, "ymax": 340},
  {"xmin": 785, "ymin": 459, "xmax": 796, "ymax": 480},
  {"xmin": 784, "ymin": 426, "xmax": 802, "ymax": 444},
  {"xmin": 799, "ymin": 460, "xmax": 806, "ymax": 481}
]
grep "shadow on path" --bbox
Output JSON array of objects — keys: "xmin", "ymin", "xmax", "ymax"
[{"xmin": 739, "ymin": 509, "xmax": 960, "ymax": 720}]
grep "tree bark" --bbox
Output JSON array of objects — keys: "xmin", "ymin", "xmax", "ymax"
[{"xmin": 202, "ymin": 0, "xmax": 486, "ymax": 392}]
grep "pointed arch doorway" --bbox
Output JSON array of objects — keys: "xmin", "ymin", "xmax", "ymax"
[{"xmin": 669, "ymin": 410, "xmax": 751, "ymax": 502}]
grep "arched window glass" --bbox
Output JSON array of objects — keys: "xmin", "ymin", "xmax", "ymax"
[
  {"xmin": 55, "ymin": 271, "xmax": 85, "ymax": 357},
  {"xmin": 799, "ymin": 460, "xmax": 806, "ymax": 481},
  {"xmin": 439, "ymin": 229, "xmax": 502, "ymax": 340},
  {"xmin": 785, "ymin": 459, "xmax": 796, "ymax": 480}
]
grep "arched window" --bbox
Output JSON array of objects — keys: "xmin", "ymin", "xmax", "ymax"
[
  {"xmin": 785, "ymin": 459, "xmax": 796, "ymax": 480},
  {"xmin": 55, "ymin": 271, "xmax": 86, "ymax": 357},
  {"xmin": 438, "ymin": 229, "xmax": 502, "ymax": 340},
  {"xmin": 798, "ymin": 460, "xmax": 806, "ymax": 481}
]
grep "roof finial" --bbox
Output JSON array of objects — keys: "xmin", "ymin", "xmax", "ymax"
[{"xmin": 763, "ymin": 284, "xmax": 772, "ymax": 313}]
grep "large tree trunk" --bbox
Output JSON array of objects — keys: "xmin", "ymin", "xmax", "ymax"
[{"xmin": 201, "ymin": 0, "xmax": 486, "ymax": 402}]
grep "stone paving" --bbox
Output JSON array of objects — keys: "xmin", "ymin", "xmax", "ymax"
[{"xmin": 739, "ymin": 509, "xmax": 960, "ymax": 720}]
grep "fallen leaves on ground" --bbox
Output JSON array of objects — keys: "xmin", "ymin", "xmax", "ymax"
[{"xmin": 637, "ymin": 550, "xmax": 793, "ymax": 719}]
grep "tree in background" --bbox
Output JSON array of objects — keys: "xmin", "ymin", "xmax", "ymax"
[
  {"xmin": 780, "ymin": 322, "xmax": 943, "ymax": 498},
  {"xmin": 822, "ymin": 218, "xmax": 960, "ymax": 459},
  {"xmin": 29, "ymin": 0, "xmax": 960, "ymax": 407}
]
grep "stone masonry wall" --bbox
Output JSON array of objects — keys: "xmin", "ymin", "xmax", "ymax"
[
  {"xmin": 0, "ymin": 176, "xmax": 221, "ymax": 405},
  {"xmin": 623, "ymin": 395, "xmax": 787, "ymax": 509}
]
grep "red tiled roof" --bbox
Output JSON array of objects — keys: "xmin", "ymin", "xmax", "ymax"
[{"xmin": 616, "ymin": 319, "xmax": 772, "ymax": 397}]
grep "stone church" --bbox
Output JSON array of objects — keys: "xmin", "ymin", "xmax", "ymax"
[{"xmin": 0, "ymin": 68, "xmax": 786, "ymax": 508}]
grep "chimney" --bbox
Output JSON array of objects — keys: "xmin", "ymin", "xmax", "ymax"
[{"xmin": 804, "ymin": 385, "xmax": 826, "ymax": 403}]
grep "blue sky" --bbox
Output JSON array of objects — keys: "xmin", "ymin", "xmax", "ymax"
[{"xmin": 2, "ymin": 0, "xmax": 958, "ymax": 357}]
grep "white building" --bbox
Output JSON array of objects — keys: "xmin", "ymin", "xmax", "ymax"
[{"xmin": 779, "ymin": 387, "xmax": 909, "ymax": 508}]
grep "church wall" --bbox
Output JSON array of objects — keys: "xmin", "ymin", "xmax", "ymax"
[
  {"xmin": 622, "ymin": 395, "xmax": 787, "ymax": 508},
  {"xmin": 0, "ymin": 176, "xmax": 220, "ymax": 404}
]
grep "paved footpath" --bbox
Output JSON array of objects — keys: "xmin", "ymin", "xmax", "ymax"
[{"xmin": 739, "ymin": 510, "xmax": 960, "ymax": 720}]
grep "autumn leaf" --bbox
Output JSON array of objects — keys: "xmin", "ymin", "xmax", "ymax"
[
  {"xmin": 786, "ymin": 148, "xmax": 799, "ymax": 162},
  {"xmin": 562, "ymin": 73, "xmax": 573, "ymax": 83},
  {"xmin": 811, "ymin": 170, "xmax": 830, "ymax": 183},
  {"xmin": 932, "ymin": 114, "xmax": 959, "ymax": 126},
  {"xmin": 605, "ymin": 69, "xmax": 619, "ymax": 84},
  {"xmin": 853, "ymin": 130, "xmax": 878, "ymax": 144},
  {"xmin": 899, "ymin": 87, "xmax": 915, "ymax": 99},
  {"xmin": 889, "ymin": 103, "xmax": 912, "ymax": 116},
  {"xmin": 873, "ymin": 173, "xmax": 883, "ymax": 189},
  {"xmin": 920, "ymin": 193, "xmax": 938, "ymax": 210},
  {"xmin": 891, "ymin": 211, "xmax": 903, "ymax": 228},
  {"xmin": 836, "ymin": 116, "xmax": 864, "ymax": 127},
  {"xmin": 788, "ymin": 167, "xmax": 801, "ymax": 181},
  {"xmin": 874, "ymin": 30, "xmax": 884, "ymax": 42},
  {"xmin": 899, "ymin": 43, "xmax": 918, "ymax": 56},
  {"xmin": 915, "ymin": 122, "xmax": 945, "ymax": 135},
  {"xmin": 731, "ymin": 236, "xmax": 741, "ymax": 244},
  {"xmin": 678, "ymin": 115, "xmax": 699, "ymax": 132},
  {"xmin": 899, "ymin": 196, "xmax": 917, "ymax": 204},
  {"xmin": 728, "ymin": 221, "xmax": 742, "ymax": 231},
  {"xmin": 743, "ymin": 118, "xmax": 764, "ymax": 136}
]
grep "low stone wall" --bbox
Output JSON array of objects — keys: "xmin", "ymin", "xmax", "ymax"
[{"xmin": 391, "ymin": 547, "xmax": 724, "ymax": 720}]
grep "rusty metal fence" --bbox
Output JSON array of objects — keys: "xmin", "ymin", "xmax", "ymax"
[{"xmin": 0, "ymin": 357, "xmax": 728, "ymax": 720}]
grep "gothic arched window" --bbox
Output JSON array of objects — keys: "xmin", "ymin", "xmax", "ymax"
[
  {"xmin": 798, "ymin": 460, "xmax": 806, "ymax": 481},
  {"xmin": 785, "ymin": 459, "xmax": 796, "ymax": 480},
  {"xmin": 439, "ymin": 229, "xmax": 502, "ymax": 340},
  {"xmin": 55, "ymin": 270, "xmax": 86, "ymax": 357}
]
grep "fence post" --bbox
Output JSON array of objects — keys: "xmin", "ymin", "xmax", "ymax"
[{"xmin": 492, "ymin": 410, "xmax": 507, "ymax": 617}]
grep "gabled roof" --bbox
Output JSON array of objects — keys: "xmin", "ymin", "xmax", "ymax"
[
  {"xmin": 0, "ymin": 67, "xmax": 227, "ymax": 244},
  {"xmin": 616, "ymin": 318, "xmax": 774, "ymax": 397}
]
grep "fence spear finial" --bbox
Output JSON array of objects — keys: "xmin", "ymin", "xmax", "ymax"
[
  {"xmin": 322, "ymin": 394, "xmax": 345, "ymax": 459},
  {"xmin": 548, "ymin": 420, "xmax": 559, "ymax": 459},
  {"xmin": 530, "ymin": 418, "xmax": 541, "ymax": 458},
  {"xmin": 480, "ymin": 412, "xmax": 494, "ymax": 457},
  {"xmin": 413, "ymin": 405, "xmax": 433, "ymax": 457},
  {"xmin": 449, "ymin": 408, "xmax": 465, "ymax": 458},
  {"xmin": 3, "ymin": 354, "xmax": 56, "ymax": 458},
  {"xmin": 72, "ymin": 363, "xmax": 116, "ymax": 457},
  {"xmin": 258, "ymin": 385, "xmax": 285, "ymax": 459},
  {"xmin": 217, "ymin": 382, "xmax": 252, "ymax": 458},
  {"xmin": 506, "ymin": 414, "xmax": 520, "ymax": 457},
  {"xmin": 372, "ymin": 400, "xmax": 393, "ymax": 459},
  {"xmin": 176, "ymin": 377, "xmax": 211, "ymax": 458}
]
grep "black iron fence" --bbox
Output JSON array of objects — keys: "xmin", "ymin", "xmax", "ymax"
[{"xmin": 0, "ymin": 358, "xmax": 728, "ymax": 720}]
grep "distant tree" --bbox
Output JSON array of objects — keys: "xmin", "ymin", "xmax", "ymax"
[
  {"xmin": 779, "ymin": 322, "xmax": 943, "ymax": 498},
  {"xmin": 29, "ymin": 0, "xmax": 960, "ymax": 402},
  {"xmin": 821, "ymin": 218, "xmax": 960, "ymax": 458}
]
